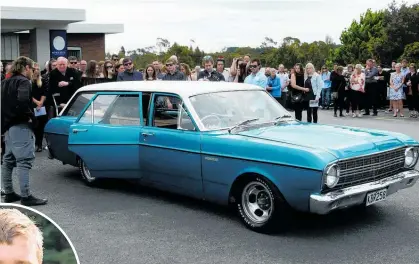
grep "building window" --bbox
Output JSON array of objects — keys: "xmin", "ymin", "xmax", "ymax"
[
  {"xmin": 1, "ymin": 34, "xmax": 20, "ymax": 61},
  {"xmin": 68, "ymin": 47, "xmax": 82, "ymax": 60}
]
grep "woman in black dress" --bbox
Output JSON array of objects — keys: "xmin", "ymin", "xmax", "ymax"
[
  {"xmin": 32, "ymin": 63, "xmax": 48, "ymax": 152},
  {"xmin": 290, "ymin": 63, "xmax": 308, "ymax": 121},
  {"xmin": 404, "ymin": 63, "xmax": 419, "ymax": 118}
]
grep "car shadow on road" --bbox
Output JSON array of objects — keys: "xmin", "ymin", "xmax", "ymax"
[
  {"xmin": 61, "ymin": 169, "xmax": 396, "ymax": 237},
  {"xmin": 281, "ymin": 207, "xmax": 386, "ymax": 237}
]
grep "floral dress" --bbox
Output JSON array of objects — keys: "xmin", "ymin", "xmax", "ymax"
[{"xmin": 389, "ymin": 72, "xmax": 404, "ymax": 100}]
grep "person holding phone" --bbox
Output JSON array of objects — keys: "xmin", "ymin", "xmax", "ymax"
[
  {"xmin": 304, "ymin": 63, "xmax": 323, "ymax": 123},
  {"xmin": 103, "ymin": 60, "xmax": 116, "ymax": 82}
]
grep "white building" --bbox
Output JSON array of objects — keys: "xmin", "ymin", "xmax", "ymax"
[{"xmin": 1, "ymin": 6, "xmax": 124, "ymax": 66}]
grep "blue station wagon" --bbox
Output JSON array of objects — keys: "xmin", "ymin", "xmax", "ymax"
[{"xmin": 44, "ymin": 81, "xmax": 419, "ymax": 233}]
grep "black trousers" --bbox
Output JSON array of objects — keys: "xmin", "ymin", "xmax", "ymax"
[
  {"xmin": 377, "ymin": 83, "xmax": 388, "ymax": 108},
  {"xmin": 307, "ymin": 106, "xmax": 318, "ymax": 123},
  {"xmin": 364, "ymin": 83, "xmax": 378, "ymax": 114},
  {"xmin": 293, "ymin": 101, "xmax": 304, "ymax": 121},
  {"xmin": 279, "ymin": 93, "xmax": 287, "ymax": 107},
  {"xmin": 344, "ymin": 89, "xmax": 351, "ymax": 113},
  {"xmin": 285, "ymin": 91, "xmax": 293, "ymax": 110},
  {"xmin": 334, "ymin": 92, "xmax": 346, "ymax": 115},
  {"xmin": 351, "ymin": 90, "xmax": 362, "ymax": 111},
  {"xmin": 406, "ymin": 94, "xmax": 414, "ymax": 111},
  {"xmin": 34, "ymin": 115, "xmax": 48, "ymax": 148}
]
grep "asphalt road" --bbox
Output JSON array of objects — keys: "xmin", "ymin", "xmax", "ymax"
[{"xmin": 2, "ymin": 109, "xmax": 419, "ymax": 264}]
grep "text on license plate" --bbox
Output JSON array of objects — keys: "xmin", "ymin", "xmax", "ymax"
[{"xmin": 366, "ymin": 188, "xmax": 387, "ymax": 206}]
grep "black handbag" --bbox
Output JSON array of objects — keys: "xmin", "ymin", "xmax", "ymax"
[{"xmin": 291, "ymin": 92, "xmax": 305, "ymax": 103}]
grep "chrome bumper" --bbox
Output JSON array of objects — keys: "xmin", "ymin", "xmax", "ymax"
[{"xmin": 310, "ymin": 170, "xmax": 419, "ymax": 215}]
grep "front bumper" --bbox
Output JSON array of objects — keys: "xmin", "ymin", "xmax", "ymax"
[{"xmin": 310, "ymin": 170, "xmax": 419, "ymax": 215}]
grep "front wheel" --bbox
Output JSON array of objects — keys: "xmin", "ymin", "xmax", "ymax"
[
  {"xmin": 237, "ymin": 177, "xmax": 289, "ymax": 233},
  {"xmin": 78, "ymin": 158, "xmax": 97, "ymax": 186}
]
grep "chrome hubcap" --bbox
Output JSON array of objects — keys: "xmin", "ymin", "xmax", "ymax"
[
  {"xmin": 241, "ymin": 181, "xmax": 273, "ymax": 224},
  {"xmin": 81, "ymin": 161, "xmax": 94, "ymax": 182}
]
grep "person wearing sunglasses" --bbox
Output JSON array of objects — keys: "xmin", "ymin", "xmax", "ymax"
[
  {"xmin": 244, "ymin": 59, "xmax": 267, "ymax": 88},
  {"xmin": 67, "ymin": 56, "xmax": 78, "ymax": 68},
  {"xmin": 103, "ymin": 60, "xmax": 116, "ymax": 82},
  {"xmin": 197, "ymin": 56, "xmax": 225, "ymax": 82},
  {"xmin": 116, "ymin": 58, "xmax": 143, "ymax": 81},
  {"xmin": 161, "ymin": 58, "xmax": 186, "ymax": 81},
  {"xmin": 111, "ymin": 54, "xmax": 119, "ymax": 64},
  {"xmin": 68, "ymin": 56, "xmax": 84, "ymax": 80}
]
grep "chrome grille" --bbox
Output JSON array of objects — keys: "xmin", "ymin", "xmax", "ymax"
[{"xmin": 324, "ymin": 148, "xmax": 406, "ymax": 192}]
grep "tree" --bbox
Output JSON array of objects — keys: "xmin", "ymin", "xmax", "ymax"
[
  {"xmin": 325, "ymin": 35, "xmax": 334, "ymax": 45},
  {"xmin": 118, "ymin": 46, "xmax": 126, "ymax": 58},
  {"xmin": 336, "ymin": 9, "xmax": 386, "ymax": 65},
  {"xmin": 376, "ymin": 1, "xmax": 419, "ymax": 64},
  {"xmin": 20, "ymin": 209, "xmax": 77, "ymax": 264},
  {"xmin": 260, "ymin": 37, "xmax": 278, "ymax": 48},
  {"xmin": 156, "ymin": 37, "xmax": 171, "ymax": 54},
  {"xmin": 400, "ymin": 42, "xmax": 419, "ymax": 63}
]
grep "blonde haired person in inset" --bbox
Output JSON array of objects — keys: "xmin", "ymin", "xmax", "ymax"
[{"xmin": 0, "ymin": 208, "xmax": 44, "ymax": 264}]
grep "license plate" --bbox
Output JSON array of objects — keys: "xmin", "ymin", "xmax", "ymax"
[{"xmin": 366, "ymin": 189, "xmax": 387, "ymax": 206}]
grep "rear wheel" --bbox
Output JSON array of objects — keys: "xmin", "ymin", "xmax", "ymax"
[
  {"xmin": 236, "ymin": 176, "xmax": 289, "ymax": 233},
  {"xmin": 78, "ymin": 158, "xmax": 97, "ymax": 186}
]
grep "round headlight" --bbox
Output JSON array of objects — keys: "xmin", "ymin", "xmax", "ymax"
[
  {"xmin": 325, "ymin": 164, "xmax": 340, "ymax": 188},
  {"xmin": 405, "ymin": 147, "xmax": 419, "ymax": 168}
]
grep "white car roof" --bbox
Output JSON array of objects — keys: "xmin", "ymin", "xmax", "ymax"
[{"xmin": 77, "ymin": 81, "xmax": 263, "ymax": 98}]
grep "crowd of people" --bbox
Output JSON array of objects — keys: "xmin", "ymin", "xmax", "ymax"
[{"xmin": 1, "ymin": 53, "xmax": 418, "ymax": 205}]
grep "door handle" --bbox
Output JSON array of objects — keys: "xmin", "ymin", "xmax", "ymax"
[
  {"xmin": 141, "ymin": 132, "xmax": 154, "ymax": 137},
  {"xmin": 72, "ymin": 129, "xmax": 88, "ymax": 134}
]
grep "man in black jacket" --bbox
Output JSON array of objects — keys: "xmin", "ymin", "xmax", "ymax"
[
  {"xmin": 48, "ymin": 57, "xmax": 81, "ymax": 116},
  {"xmin": 1, "ymin": 56, "xmax": 48, "ymax": 206},
  {"xmin": 198, "ymin": 56, "xmax": 225, "ymax": 82}
]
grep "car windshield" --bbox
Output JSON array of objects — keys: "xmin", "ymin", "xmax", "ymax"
[{"xmin": 189, "ymin": 90, "xmax": 291, "ymax": 131}]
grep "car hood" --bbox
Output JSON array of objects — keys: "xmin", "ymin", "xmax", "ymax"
[{"xmin": 236, "ymin": 122, "xmax": 411, "ymax": 159}]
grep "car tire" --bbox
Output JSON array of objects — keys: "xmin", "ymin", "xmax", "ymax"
[
  {"xmin": 237, "ymin": 176, "xmax": 289, "ymax": 233},
  {"xmin": 78, "ymin": 158, "xmax": 97, "ymax": 186}
]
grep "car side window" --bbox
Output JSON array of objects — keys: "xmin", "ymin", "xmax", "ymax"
[
  {"xmin": 152, "ymin": 94, "xmax": 195, "ymax": 131},
  {"xmin": 101, "ymin": 94, "xmax": 141, "ymax": 126},
  {"xmin": 78, "ymin": 94, "xmax": 118, "ymax": 124},
  {"xmin": 62, "ymin": 92, "xmax": 94, "ymax": 117}
]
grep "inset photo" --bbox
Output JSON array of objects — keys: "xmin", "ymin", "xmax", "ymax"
[{"xmin": 0, "ymin": 203, "xmax": 79, "ymax": 264}]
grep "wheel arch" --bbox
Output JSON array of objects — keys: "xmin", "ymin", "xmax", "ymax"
[{"xmin": 228, "ymin": 172, "xmax": 288, "ymax": 206}]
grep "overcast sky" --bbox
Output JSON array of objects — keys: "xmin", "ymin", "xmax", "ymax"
[{"xmin": 4, "ymin": 0, "xmax": 416, "ymax": 53}]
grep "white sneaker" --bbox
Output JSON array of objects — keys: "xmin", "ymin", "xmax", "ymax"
[{"xmin": 352, "ymin": 113, "xmax": 356, "ymax": 118}]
